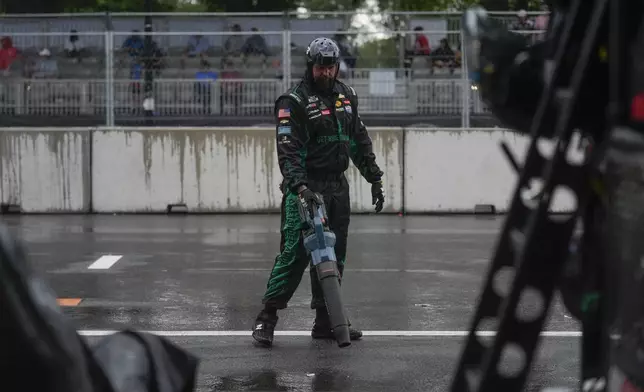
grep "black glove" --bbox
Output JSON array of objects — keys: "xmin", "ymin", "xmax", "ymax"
[
  {"xmin": 371, "ymin": 181, "xmax": 384, "ymax": 213},
  {"xmin": 298, "ymin": 186, "xmax": 323, "ymax": 217}
]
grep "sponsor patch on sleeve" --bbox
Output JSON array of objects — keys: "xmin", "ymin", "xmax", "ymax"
[
  {"xmin": 278, "ymin": 108, "xmax": 290, "ymax": 118},
  {"xmin": 278, "ymin": 126, "xmax": 292, "ymax": 135}
]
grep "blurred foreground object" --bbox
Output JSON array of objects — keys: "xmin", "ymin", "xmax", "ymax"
[
  {"xmin": 0, "ymin": 223, "xmax": 199, "ymax": 392},
  {"xmin": 451, "ymin": 1, "xmax": 644, "ymax": 391}
]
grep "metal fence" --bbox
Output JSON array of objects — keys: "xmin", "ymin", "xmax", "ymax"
[
  {"xmin": 0, "ymin": 12, "xmax": 549, "ymax": 127},
  {"xmin": 0, "ymin": 10, "xmax": 550, "ymax": 33}
]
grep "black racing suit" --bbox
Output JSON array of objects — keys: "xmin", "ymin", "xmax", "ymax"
[{"xmin": 261, "ymin": 77, "xmax": 383, "ymax": 310}]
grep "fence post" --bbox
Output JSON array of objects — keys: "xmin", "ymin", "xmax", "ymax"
[
  {"xmin": 283, "ymin": 30, "xmax": 291, "ymax": 91},
  {"xmin": 460, "ymin": 30, "xmax": 470, "ymax": 129},
  {"xmin": 104, "ymin": 30, "xmax": 115, "ymax": 127},
  {"xmin": 143, "ymin": 3, "xmax": 154, "ymax": 124}
]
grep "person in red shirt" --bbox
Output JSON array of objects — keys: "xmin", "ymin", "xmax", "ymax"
[
  {"xmin": 0, "ymin": 37, "xmax": 18, "ymax": 72},
  {"xmin": 413, "ymin": 26, "xmax": 431, "ymax": 55},
  {"xmin": 403, "ymin": 26, "xmax": 431, "ymax": 71}
]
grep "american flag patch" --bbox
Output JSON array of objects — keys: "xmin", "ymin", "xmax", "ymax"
[{"xmin": 278, "ymin": 108, "xmax": 290, "ymax": 118}]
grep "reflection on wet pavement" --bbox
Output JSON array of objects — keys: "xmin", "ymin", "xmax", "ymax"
[
  {"xmin": 8, "ymin": 215, "xmax": 580, "ymax": 391},
  {"xmin": 208, "ymin": 369, "xmax": 352, "ymax": 391}
]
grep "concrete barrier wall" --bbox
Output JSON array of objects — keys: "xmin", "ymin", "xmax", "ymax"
[
  {"xmin": 0, "ymin": 126, "xmax": 580, "ymax": 214},
  {"xmin": 404, "ymin": 128, "xmax": 529, "ymax": 213},
  {"xmin": 0, "ymin": 129, "xmax": 90, "ymax": 212},
  {"xmin": 91, "ymin": 127, "xmax": 403, "ymax": 213},
  {"xmin": 403, "ymin": 128, "xmax": 579, "ymax": 213}
]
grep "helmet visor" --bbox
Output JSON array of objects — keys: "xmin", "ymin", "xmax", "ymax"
[{"xmin": 313, "ymin": 53, "xmax": 339, "ymax": 66}]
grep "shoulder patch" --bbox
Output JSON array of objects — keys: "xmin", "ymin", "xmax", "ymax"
[
  {"xmin": 289, "ymin": 92, "xmax": 302, "ymax": 103},
  {"xmin": 336, "ymin": 80, "xmax": 353, "ymax": 96}
]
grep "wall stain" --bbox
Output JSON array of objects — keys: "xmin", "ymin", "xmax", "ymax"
[
  {"xmin": 347, "ymin": 129, "xmax": 402, "ymax": 212},
  {"xmin": 253, "ymin": 138, "xmax": 258, "ymax": 196},
  {"xmin": 125, "ymin": 129, "xmax": 277, "ymax": 211},
  {"xmin": 0, "ymin": 132, "xmax": 18, "ymax": 205},
  {"xmin": 209, "ymin": 129, "xmax": 275, "ymax": 210},
  {"xmin": 0, "ymin": 127, "xmax": 525, "ymax": 213},
  {"xmin": 233, "ymin": 134, "xmax": 241, "ymax": 209},
  {"xmin": 0, "ymin": 130, "xmax": 86, "ymax": 212},
  {"xmin": 129, "ymin": 128, "xmax": 395, "ymax": 211},
  {"xmin": 225, "ymin": 131, "xmax": 233, "ymax": 208},
  {"xmin": 209, "ymin": 136, "xmax": 215, "ymax": 207}
]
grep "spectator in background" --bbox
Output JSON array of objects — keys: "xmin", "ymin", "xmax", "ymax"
[
  {"xmin": 534, "ymin": 4, "xmax": 550, "ymax": 40},
  {"xmin": 0, "ymin": 37, "xmax": 19, "ymax": 75},
  {"xmin": 122, "ymin": 30, "xmax": 144, "ymax": 57},
  {"xmin": 224, "ymin": 24, "xmax": 244, "ymax": 57},
  {"xmin": 120, "ymin": 30, "xmax": 165, "ymax": 77},
  {"xmin": 431, "ymin": 38, "xmax": 455, "ymax": 69},
  {"xmin": 182, "ymin": 33, "xmax": 210, "ymax": 68},
  {"xmin": 510, "ymin": 9, "xmax": 535, "ymax": 31},
  {"xmin": 403, "ymin": 26, "xmax": 431, "ymax": 71},
  {"xmin": 412, "ymin": 26, "xmax": 431, "ymax": 55},
  {"xmin": 122, "ymin": 36, "xmax": 165, "ymax": 112},
  {"xmin": 454, "ymin": 42, "xmax": 462, "ymax": 68},
  {"xmin": 185, "ymin": 33, "xmax": 209, "ymax": 57},
  {"xmin": 64, "ymin": 30, "xmax": 84, "ymax": 62},
  {"xmin": 31, "ymin": 48, "xmax": 58, "ymax": 78},
  {"xmin": 220, "ymin": 59, "xmax": 242, "ymax": 115},
  {"xmin": 241, "ymin": 27, "xmax": 270, "ymax": 57},
  {"xmin": 194, "ymin": 58, "xmax": 217, "ymax": 114},
  {"xmin": 146, "ymin": 41, "xmax": 166, "ymax": 75}
]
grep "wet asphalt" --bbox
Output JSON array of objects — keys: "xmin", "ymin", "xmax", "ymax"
[{"xmin": 4, "ymin": 215, "xmax": 581, "ymax": 391}]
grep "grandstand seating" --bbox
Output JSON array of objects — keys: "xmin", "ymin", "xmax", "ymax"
[{"xmin": 0, "ymin": 12, "xmax": 546, "ymax": 120}]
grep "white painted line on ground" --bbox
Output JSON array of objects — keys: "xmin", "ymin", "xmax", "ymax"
[
  {"xmin": 88, "ymin": 255, "xmax": 123, "ymax": 270},
  {"xmin": 185, "ymin": 268, "xmax": 478, "ymax": 274},
  {"xmin": 92, "ymin": 228, "xmax": 501, "ymax": 235},
  {"xmin": 77, "ymin": 330, "xmax": 582, "ymax": 337}
]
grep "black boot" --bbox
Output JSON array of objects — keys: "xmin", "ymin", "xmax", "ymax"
[
  {"xmin": 252, "ymin": 308, "xmax": 278, "ymax": 347},
  {"xmin": 311, "ymin": 307, "xmax": 363, "ymax": 341}
]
